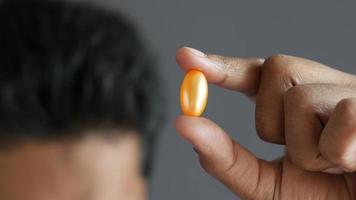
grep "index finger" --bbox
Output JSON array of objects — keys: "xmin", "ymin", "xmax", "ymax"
[{"xmin": 176, "ymin": 47, "xmax": 264, "ymax": 96}]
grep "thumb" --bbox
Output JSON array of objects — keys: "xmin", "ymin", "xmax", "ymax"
[{"xmin": 175, "ymin": 115, "xmax": 279, "ymax": 199}]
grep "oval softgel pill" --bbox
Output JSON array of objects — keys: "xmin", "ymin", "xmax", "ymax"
[{"xmin": 180, "ymin": 70, "xmax": 208, "ymax": 116}]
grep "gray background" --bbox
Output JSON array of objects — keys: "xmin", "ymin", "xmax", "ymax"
[{"xmin": 77, "ymin": 0, "xmax": 356, "ymax": 199}]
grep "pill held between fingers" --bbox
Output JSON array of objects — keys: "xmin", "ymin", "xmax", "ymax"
[{"xmin": 180, "ymin": 69, "xmax": 208, "ymax": 116}]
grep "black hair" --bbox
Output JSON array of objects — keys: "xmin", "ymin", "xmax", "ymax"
[{"xmin": 0, "ymin": 0, "xmax": 163, "ymax": 176}]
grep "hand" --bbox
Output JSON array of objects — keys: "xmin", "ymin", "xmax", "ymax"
[{"xmin": 175, "ymin": 47, "xmax": 356, "ymax": 200}]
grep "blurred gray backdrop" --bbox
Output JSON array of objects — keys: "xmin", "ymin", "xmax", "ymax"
[{"xmin": 74, "ymin": 0, "xmax": 356, "ymax": 199}]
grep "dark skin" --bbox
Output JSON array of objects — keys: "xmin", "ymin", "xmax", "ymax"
[{"xmin": 175, "ymin": 47, "xmax": 356, "ymax": 199}]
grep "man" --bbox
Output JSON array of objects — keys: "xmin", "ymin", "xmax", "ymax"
[
  {"xmin": 1, "ymin": 0, "xmax": 355, "ymax": 200},
  {"xmin": 176, "ymin": 47, "xmax": 356, "ymax": 199},
  {"xmin": 0, "ymin": 0, "xmax": 162, "ymax": 199}
]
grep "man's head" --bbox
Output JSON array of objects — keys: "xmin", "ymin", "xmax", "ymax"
[{"xmin": 0, "ymin": 0, "xmax": 162, "ymax": 199}]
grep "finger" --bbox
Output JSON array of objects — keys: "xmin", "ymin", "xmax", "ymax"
[
  {"xmin": 176, "ymin": 48, "xmax": 356, "ymax": 144},
  {"xmin": 175, "ymin": 115, "xmax": 278, "ymax": 199},
  {"xmin": 319, "ymin": 98, "xmax": 356, "ymax": 172},
  {"xmin": 176, "ymin": 47, "xmax": 264, "ymax": 96},
  {"xmin": 284, "ymin": 84, "xmax": 356, "ymax": 172},
  {"xmin": 256, "ymin": 55, "xmax": 356, "ymax": 144}
]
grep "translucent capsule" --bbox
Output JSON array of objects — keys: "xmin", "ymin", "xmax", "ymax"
[{"xmin": 180, "ymin": 70, "xmax": 208, "ymax": 116}]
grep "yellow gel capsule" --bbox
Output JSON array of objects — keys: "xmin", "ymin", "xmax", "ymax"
[{"xmin": 180, "ymin": 69, "xmax": 208, "ymax": 116}]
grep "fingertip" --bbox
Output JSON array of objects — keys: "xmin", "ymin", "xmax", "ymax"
[
  {"xmin": 175, "ymin": 115, "xmax": 231, "ymax": 151},
  {"xmin": 175, "ymin": 47, "xmax": 187, "ymax": 67},
  {"xmin": 176, "ymin": 47, "xmax": 224, "ymax": 81},
  {"xmin": 175, "ymin": 115, "xmax": 193, "ymax": 141},
  {"xmin": 175, "ymin": 47, "xmax": 193, "ymax": 69},
  {"xmin": 176, "ymin": 46, "xmax": 205, "ymax": 71},
  {"xmin": 175, "ymin": 115, "xmax": 209, "ymax": 138},
  {"xmin": 174, "ymin": 115, "xmax": 187, "ymax": 135},
  {"xmin": 176, "ymin": 47, "xmax": 206, "ymax": 59},
  {"xmin": 175, "ymin": 115, "xmax": 208, "ymax": 139}
]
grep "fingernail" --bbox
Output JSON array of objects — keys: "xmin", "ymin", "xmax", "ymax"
[
  {"xmin": 184, "ymin": 47, "xmax": 206, "ymax": 57},
  {"xmin": 323, "ymin": 167, "xmax": 344, "ymax": 174}
]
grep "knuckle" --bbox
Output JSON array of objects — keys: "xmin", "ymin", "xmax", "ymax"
[
  {"xmin": 255, "ymin": 128, "xmax": 269, "ymax": 142},
  {"xmin": 335, "ymin": 98, "xmax": 356, "ymax": 135},
  {"xmin": 265, "ymin": 54, "xmax": 291, "ymax": 65},
  {"xmin": 337, "ymin": 98, "xmax": 356, "ymax": 122},
  {"xmin": 321, "ymin": 138, "xmax": 356, "ymax": 172},
  {"xmin": 284, "ymin": 85, "xmax": 313, "ymax": 111},
  {"xmin": 284, "ymin": 85, "xmax": 307, "ymax": 102},
  {"xmin": 255, "ymin": 122, "xmax": 272, "ymax": 141},
  {"xmin": 263, "ymin": 54, "xmax": 298, "ymax": 82},
  {"xmin": 264, "ymin": 54, "xmax": 293, "ymax": 69},
  {"xmin": 255, "ymin": 119, "xmax": 283, "ymax": 143},
  {"xmin": 263, "ymin": 56, "xmax": 286, "ymax": 75},
  {"xmin": 332, "ymin": 150, "xmax": 355, "ymax": 171}
]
